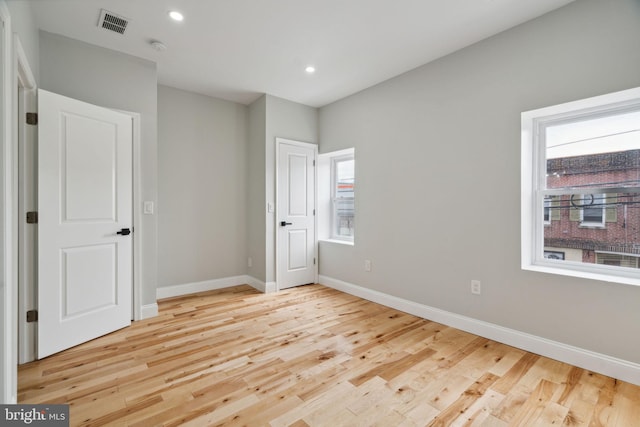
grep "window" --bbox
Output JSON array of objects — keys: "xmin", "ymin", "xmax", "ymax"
[
  {"xmin": 544, "ymin": 250, "xmax": 565, "ymax": 260},
  {"xmin": 331, "ymin": 154, "xmax": 355, "ymax": 240},
  {"xmin": 596, "ymin": 252, "xmax": 640, "ymax": 268},
  {"xmin": 578, "ymin": 194, "xmax": 605, "ymax": 227},
  {"xmin": 544, "ymin": 197, "xmax": 551, "ymax": 224},
  {"xmin": 544, "ymin": 196, "xmax": 560, "ymax": 225},
  {"xmin": 543, "ymin": 197, "xmax": 551, "ymax": 224},
  {"xmin": 522, "ymin": 87, "xmax": 640, "ymax": 285},
  {"xmin": 318, "ymin": 148, "xmax": 355, "ymax": 244}
]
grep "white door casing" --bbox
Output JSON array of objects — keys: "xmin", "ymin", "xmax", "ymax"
[
  {"xmin": 38, "ymin": 89, "xmax": 132, "ymax": 358},
  {"xmin": 1, "ymin": 0, "xmax": 15, "ymax": 403},
  {"xmin": 16, "ymin": 36, "xmax": 37, "ymax": 363},
  {"xmin": 276, "ymin": 139, "xmax": 317, "ymax": 290},
  {"xmin": 17, "ymin": 86, "xmax": 37, "ymax": 363}
]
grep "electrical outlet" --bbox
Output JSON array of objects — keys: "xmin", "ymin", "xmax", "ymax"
[
  {"xmin": 471, "ymin": 280, "xmax": 481, "ymax": 295},
  {"xmin": 364, "ymin": 260, "xmax": 372, "ymax": 272}
]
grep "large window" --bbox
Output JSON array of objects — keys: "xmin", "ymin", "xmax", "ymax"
[{"xmin": 521, "ymin": 87, "xmax": 640, "ymax": 285}]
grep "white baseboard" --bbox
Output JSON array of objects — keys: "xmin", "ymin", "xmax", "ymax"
[
  {"xmin": 156, "ymin": 275, "xmax": 273, "ymax": 300},
  {"xmin": 140, "ymin": 303, "xmax": 158, "ymax": 320},
  {"xmin": 319, "ymin": 275, "xmax": 640, "ymax": 386},
  {"xmin": 245, "ymin": 276, "xmax": 265, "ymax": 292},
  {"xmin": 265, "ymin": 281, "xmax": 277, "ymax": 293},
  {"xmin": 245, "ymin": 277, "xmax": 276, "ymax": 293}
]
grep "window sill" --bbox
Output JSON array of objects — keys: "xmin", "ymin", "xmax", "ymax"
[
  {"xmin": 320, "ymin": 238, "xmax": 354, "ymax": 246},
  {"xmin": 522, "ymin": 262, "xmax": 640, "ymax": 287}
]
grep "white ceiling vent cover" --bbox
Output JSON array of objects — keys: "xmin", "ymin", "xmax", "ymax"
[{"xmin": 97, "ymin": 9, "xmax": 130, "ymax": 35}]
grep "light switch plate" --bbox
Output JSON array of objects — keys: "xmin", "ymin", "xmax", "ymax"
[{"xmin": 143, "ymin": 201, "xmax": 154, "ymax": 215}]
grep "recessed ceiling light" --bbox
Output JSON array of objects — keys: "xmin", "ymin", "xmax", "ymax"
[
  {"xmin": 168, "ymin": 10, "xmax": 184, "ymax": 21},
  {"xmin": 305, "ymin": 66, "xmax": 316, "ymax": 74}
]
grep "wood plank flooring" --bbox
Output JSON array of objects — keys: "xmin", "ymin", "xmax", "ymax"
[{"xmin": 18, "ymin": 284, "xmax": 640, "ymax": 426}]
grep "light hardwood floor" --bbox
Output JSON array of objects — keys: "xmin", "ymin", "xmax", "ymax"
[{"xmin": 18, "ymin": 284, "xmax": 640, "ymax": 426}]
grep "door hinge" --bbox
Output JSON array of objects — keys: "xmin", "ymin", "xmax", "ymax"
[
  {"xmin": 26, "ymin": 112, "xmax": 38, "ymax": 125},
  {"xmin": 314, "ymin": 258, "xmax": 316, "ymax": 265},
  {"xmin": 313, "ymin": 209, "xmax": 315, "ymax": 216},
  {"xmin": 26, "ymin": 211, "xmax": 38, "ymax": 224},
  {"xmin": 27, "ymin": 310, "xmax": 38, "ymax": 323},
  {"xmin": 313, "ymin": 160, "xmax": 316, "ymax": 166}
]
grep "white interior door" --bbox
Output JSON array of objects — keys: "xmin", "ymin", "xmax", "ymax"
[
  {"xmin": 38, "ymin": 89, "xmax": 132, "ymax": 358},
  {"xmin": 277, "ymin": 139, "xmax": 317, "ymax": 290}
]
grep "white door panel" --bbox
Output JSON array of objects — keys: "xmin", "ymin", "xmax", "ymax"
[
  {"xmin": 62, "ymin": 113, "xmax": 118, "ymax": 221},
  {"xmin": 287, "ymin": 230, "xmax": 308, "ymax": 270},
  {"xmin": 62, "ymin": 244, "xmax": 116, "ymax": 317},
  {"xmin": 277, "ymin": 140, "xmax": 316, "ymax": 290},
  {"xmin": 38, "ymin": 89, "xmax": 132, "ymax": 358},
  {"xmin": 288, "ymin": 154, "xmax": 308, "ymax": 216}
]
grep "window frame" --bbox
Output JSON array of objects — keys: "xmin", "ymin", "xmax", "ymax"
[
  {"xmin": 318, "ymin": 147, "xmax": 355, "ymax": 245},
  {"xmin": 330, "ymin": 153, "xmax": 355, "ymax": 242},
  {"xmin": 521, "ymin": 87, "xmax": 640, "ymax": 286}
]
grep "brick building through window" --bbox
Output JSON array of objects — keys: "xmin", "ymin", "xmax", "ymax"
[{"xmin": 544, "ymin": 150, "xmax": 640, "ymax": 267}]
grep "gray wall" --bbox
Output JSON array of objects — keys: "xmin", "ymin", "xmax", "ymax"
[
  {"xmin": 40, "ymin": 31, "xmax": 158, "ymax": 306},
  {"xmin": 6, "ymin": 0, "xmax": 38, "ymax": 82},
  {"xmin": 247, "ymin": 96, "xmax": 267, "ymax": 281},
  {"xmin": 318, "ymin": 0, "xmax": 640, "ymax": 363},
  {"xmin": 246, "ymin": 94, "xmax": 318, "ymax": 284},
  {"xmin": 157, "ymin": 85, "xmax": 248, "ymax": 287},
  {"xmin": 264, "ymin": 95, "xmax": 318, "ymax": 283}
]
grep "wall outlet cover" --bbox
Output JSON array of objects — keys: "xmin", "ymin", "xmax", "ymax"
[{"xmin": 471, "ymin": 280, "xmax": 481, "ymax": 295}]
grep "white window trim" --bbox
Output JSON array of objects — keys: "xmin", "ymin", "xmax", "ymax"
[
  {"xmin": 521, "ymin": 86, "xmax": 640, "ymax": 287},
  {"xmin": 321, "ymin": 238, "xmax": 355, "ymax": 246}
]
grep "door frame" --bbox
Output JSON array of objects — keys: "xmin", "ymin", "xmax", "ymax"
[
  {"xmin": 15, "ymin": 36, "xmax": 36, "ymax": 364},
  {"xmin": 113, "ymin": 108, "xmax": 143, "ymax": 323},
  {"xmin": 274, "ymin": 137, "xmax": 318, "ymax": 291},
  {"xmin": 1, "ymin": 0, "xmax": 16, "ymax": 404}
]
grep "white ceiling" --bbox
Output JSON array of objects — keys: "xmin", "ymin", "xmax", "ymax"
[{"xmin": 29, "ymin": 0, "xmax": 575, "ymax": 107}]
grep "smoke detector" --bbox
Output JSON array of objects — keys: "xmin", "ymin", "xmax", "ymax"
[
  {"xmin": 98, "ymin": 9, "xmax": 130, "ymax": 35},
  {"xmin": 150, "ymin": 40, "xmax": 167, "ymax": 52}
]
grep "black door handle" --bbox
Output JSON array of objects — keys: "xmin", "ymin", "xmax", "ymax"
[
  {"xmin": 117, "ymin": 228, "xmax": 131, "ymax": 236},
  {"xmin": 280, "ymin": 221, "xmax": 292, "ymax": 227}
]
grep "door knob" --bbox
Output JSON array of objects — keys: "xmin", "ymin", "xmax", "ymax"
[
  {"xmin": 117, "ymin": 228, "xmax": 131, "ymax": 236},
  {"xmin": 280, "ymin": 221, "xmax": 292, "ymax": 226}
]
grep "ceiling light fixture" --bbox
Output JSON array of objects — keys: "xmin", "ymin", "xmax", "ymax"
[
  {"xmin": 305, "ymin": 66, "xmax": 316, "ymax": 74},
  {"xmin": 168, "ymin": 10, "xmax": 184, "ymax": 21}
]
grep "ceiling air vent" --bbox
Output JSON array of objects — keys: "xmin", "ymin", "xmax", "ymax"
[{"xmin": 97, "ymin": 9, "xmax": 130, "ymax": 35}]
